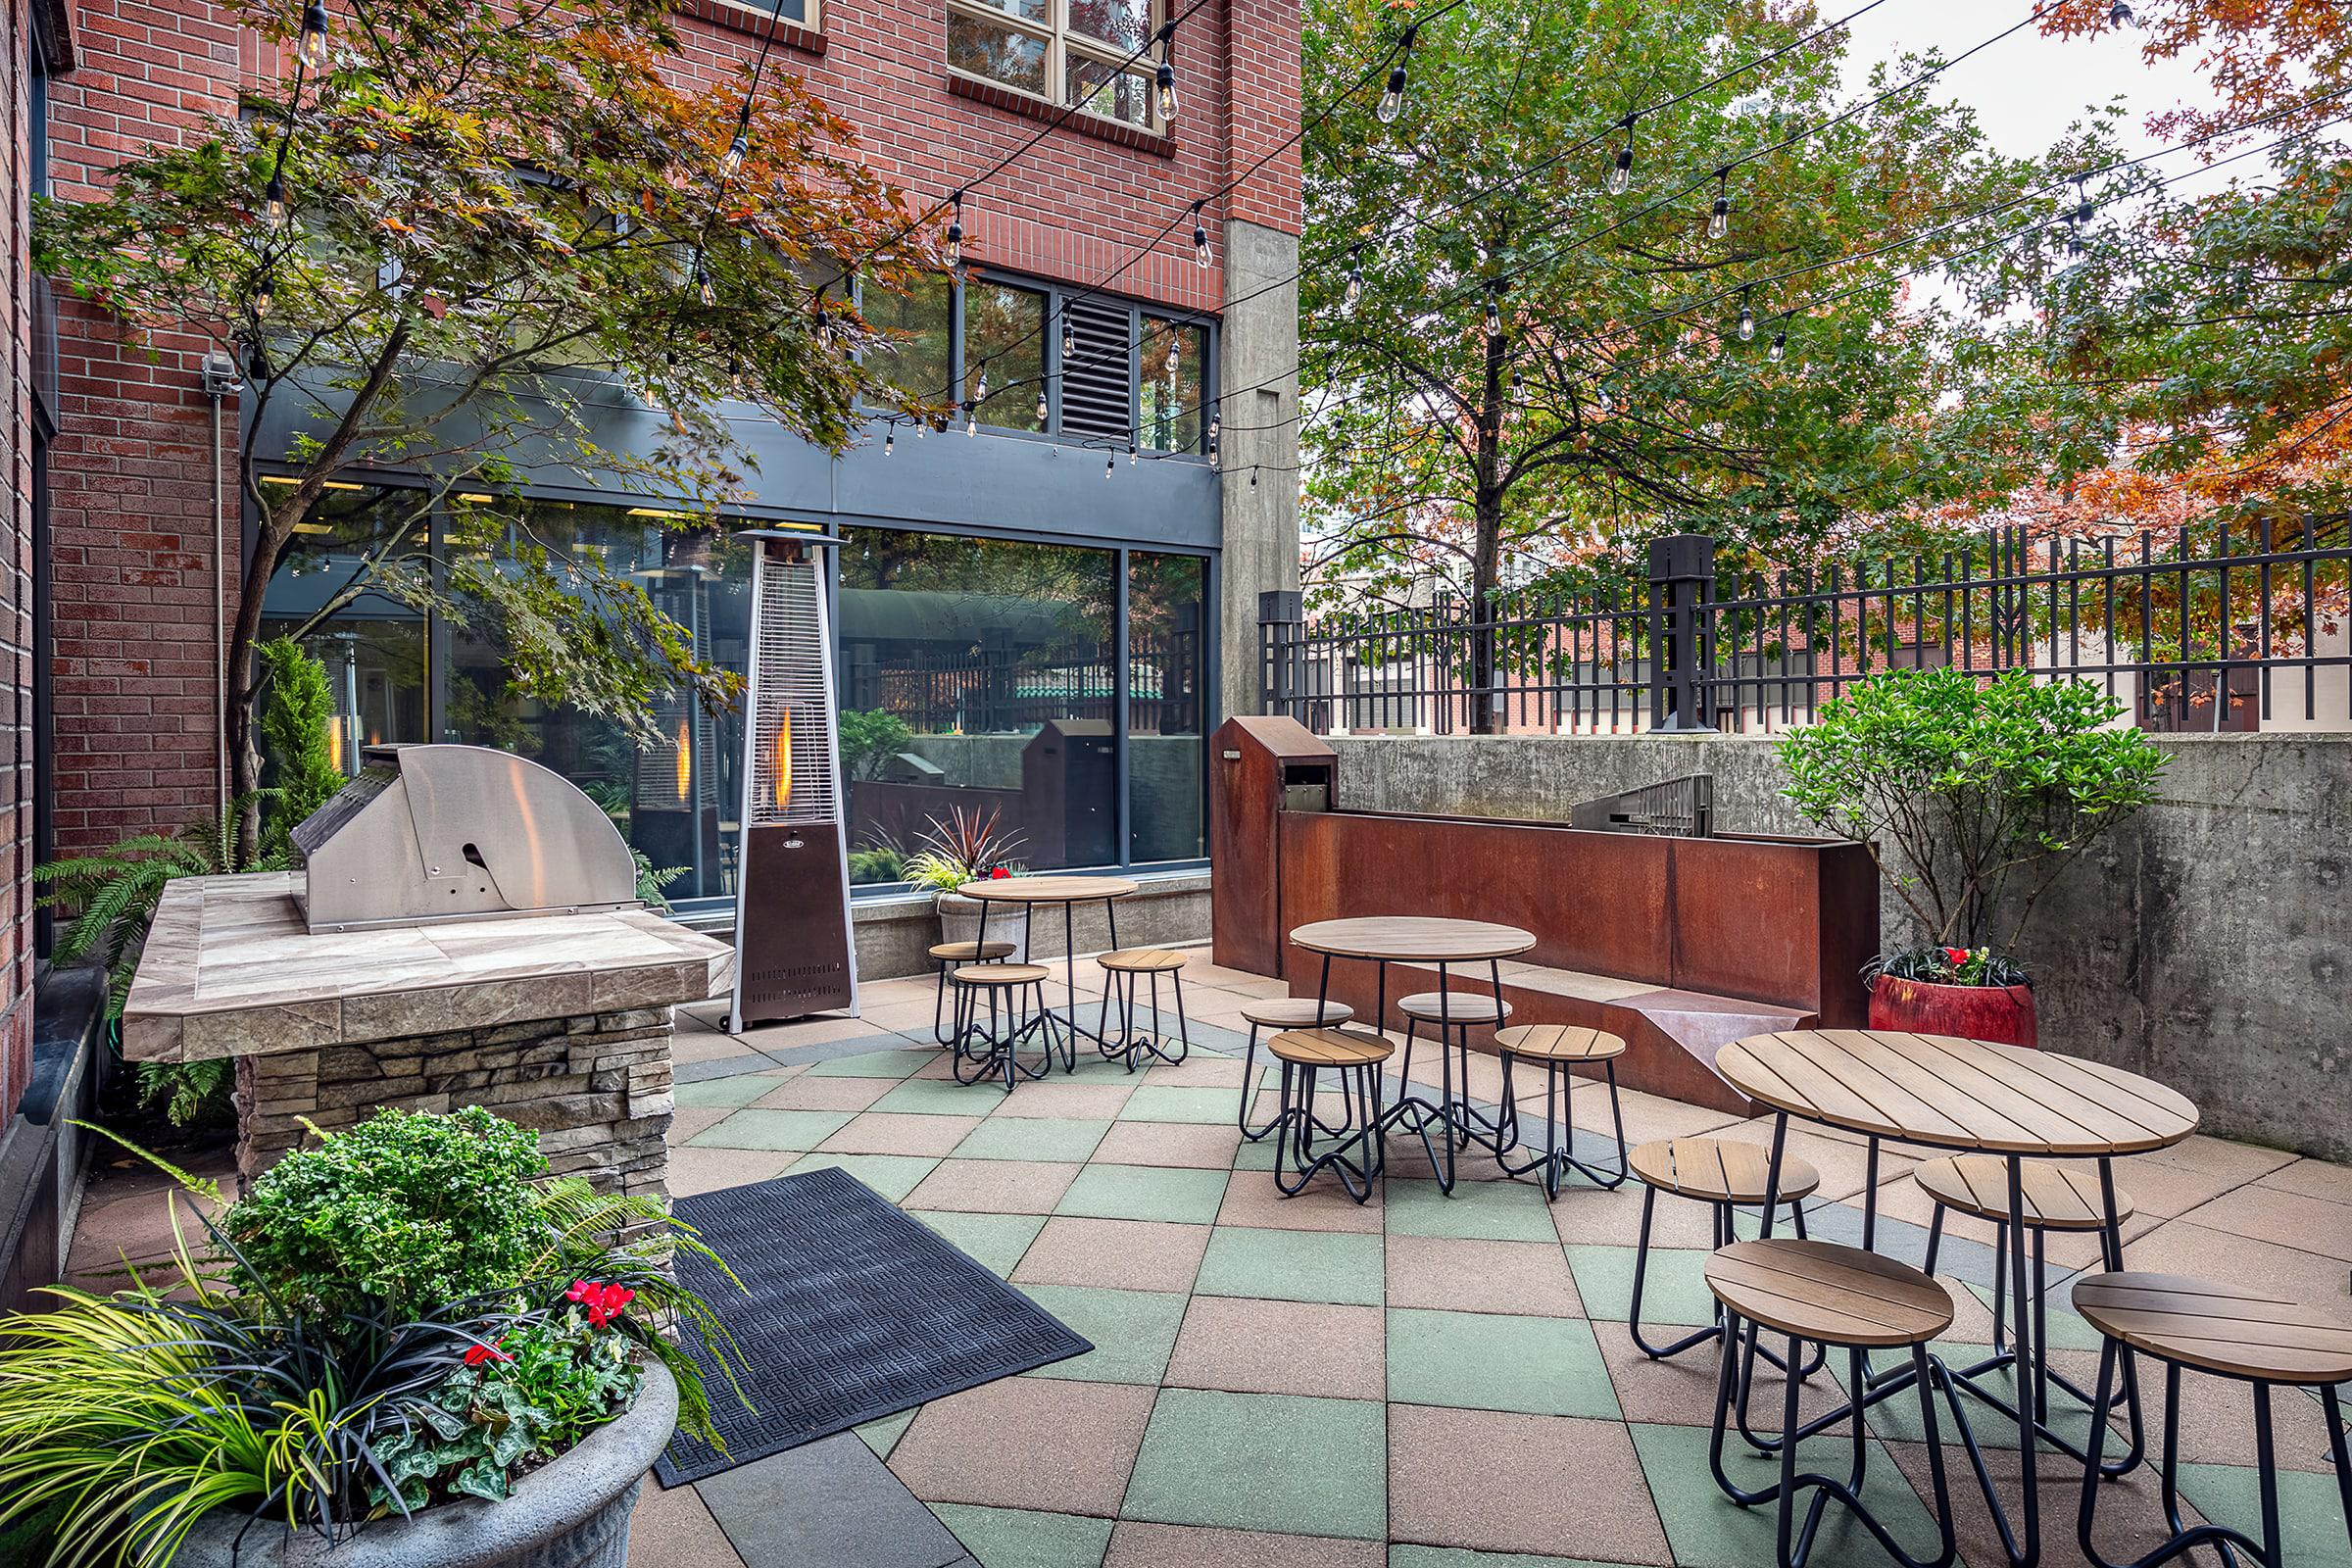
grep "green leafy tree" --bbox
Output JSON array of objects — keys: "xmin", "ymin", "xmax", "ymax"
[
  {"xmin": 35, "ymin": 0, "xmax": 938, "ymax": 856},
  {"xmin": 1299, "ymin": 0, "xmax": 2052, "ymax": 727},
  {"xmin": 255, "ymin": 636, "xmax": 346, "ymax": 852},
  {"xmin": 838, "ymin": 708, "xmax": 914, "ymax": 780}
]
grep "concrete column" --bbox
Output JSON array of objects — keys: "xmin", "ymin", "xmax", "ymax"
[{"xmin": 1217, "ymin": 218, "xmax": 1300, "ymax": 722}]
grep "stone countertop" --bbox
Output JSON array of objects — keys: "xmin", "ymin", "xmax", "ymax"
[{"xmin": 122, "ymin": 872, "xmax": 735, "ymax": 1062}]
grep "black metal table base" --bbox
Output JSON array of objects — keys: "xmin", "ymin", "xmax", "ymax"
[
  {"xmin": 969, "ymin": 894, "xmax": 1128, "ymax": 1064},
  {"xmin": 948, "ymin": 980, "xmax": 1072, "ymax": 1092}
]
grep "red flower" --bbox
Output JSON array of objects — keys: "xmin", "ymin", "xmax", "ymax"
[
  {"xmin": 464, "ymin": 1340, "xmax": 511, "ymax": 1368},
  {"xmin": 989, "ymin": 866, "xmax": 1010, "ymax": 879},
  {"xmin": 565, "ymin": 1279, "xmax": 595, "ymax": 1304},
  {"xmin": 568, "ymin": 1280, "xmax": 636, "ymax": 1327},
  {"xmin": 1942, "ymin": 948, "xmax": 1969, "ymax": 965}
]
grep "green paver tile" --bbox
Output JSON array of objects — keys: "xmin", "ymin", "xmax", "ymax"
[
  {"xmin": 1119, "ymin": 1086, "xmax": 1243, "ymax": 1125},
  {"xmin": 1018, "ymin": 1284, "xmax": 1188, "ymax": 1385},
  {"xmin": 1629, "ymin": 1421, "xmax": 1945, "ymax": 1568},
  {"xmin": 1390, "ymin": 1548, "xmax": 1650, "ymax": 1568},
  {"xmin": 2179, "ymin": 1461, "xmax": 2352, "ymax": 1568},
  {"xmin": 1564, "ymin": 1242, "xmax": 1716, "ymax": 1326},
  {"xmin": 688, "ymin": 1108, "xmax": 855, "ymax": 1151},
  {"xmin": 872, "ymin": 1076, "xmax": 1008, "ymax": 1115},
  {"xmin": 1386, "ymin": 1308, "xmax": 1620, "ymax": 1419},
  {"xmin": 1385, "ymin": 1178, "xmax": 1557, "ymax": 1242},
  {"xmin": 920, "ymin": 1210, "xmax": 1048, "ymax": 1277},
  {"xmin": 856, "ymin": 1408, "xmax": 918, "ymax": 1459},
  {"xmin": 1121, "ymin": 1388, "xmax": 1387, "ymax": 1539},
  {"xmin": 932, "ymin": 1504, "xmax": 1114, "ymax": 1568},
  {"xmin": 781, "ymin": 1152, "xmax": 939, "ymax": 1202},
  {"xmin": 673, "ymin": 1074, "xmax": 781, "ymax": 1107},
  {"xmin": 1231, "ymin": 1139, "xmax": 1281, "ymax": 1171},
  {"xmin": 1194, "ymin": 1227, "xmax": 1386, "ymax": 1306},
  {"xmin": 1056, "ymin": 1164, "xmax": 1230, "ymax": 1224},
  {"xmin": 956, "ymin": 1117, "xmax": 1113, "ymax": 1163},
  {"xmin": 806, "ymin": 1047, "xmax": 942, "ymax": 1078}
]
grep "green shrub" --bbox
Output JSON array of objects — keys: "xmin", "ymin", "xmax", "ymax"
[
  {"xmin": 227, "ymin": 1106, "xmax": 547, "ymax": 1320},
  {"xmin": 838, "ymin": 708, "xmax": 913, "ymax": 780},
  {"xmin": 255, "ymin": 637, "xmax": 347, "ymax": 854}
]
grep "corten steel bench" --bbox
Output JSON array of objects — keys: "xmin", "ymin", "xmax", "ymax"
[{"xmin": 1209, "ymin": 715, "xmax": 1879, "ymax": 1114}]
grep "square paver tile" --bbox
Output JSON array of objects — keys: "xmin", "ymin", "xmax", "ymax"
[
  {"xmin": 688, "ymin": 1108, "xmax": 857, "ymax": 1152},
  {"xmin": 779, "ymin": 1152, "xmax": 941, "ymax": 1203},
  {"xmin": 1020, "ymin": 1284, "xmax": 1189, "ymax": 1385},
  {"xmin": 2176, "ymin": 1184, "xmax": 2352, "ymax": 1262},
  {"xmin": 991, "ymin": 1082, "xmax": 1139, "ymax": 1119},
  {"xmin": 1102, "ymin": 1522, "xmax": 1383, "ymax": 1568},
  {"xmin": 1630, "ymin": 1419, "xmax": 1939, "ymax": 1568},
  {"xmin": 1121, "ymin": 1388, "xmax": 1388, "ymax": 1540},
  {"xmin": 1092, "ymin": 1121, "xmax": 1246, "ymax": 1169},
  {"xmin": 819, "ymin": 1111, "xmax": 985, "ymax": 1157},
  {"xmin": 919, "ymin": 1210, "xmax": 1049, "ymax": 1277},
  {"xmin": 1057, "ymin": 1165, "xmax": 1231, "ymax": 1225},
  {"xmin": 1565, "ymin": 1242, "xmax": 1717, "ymax": 1326},
  {"xmin": 627, "ymin": 1470, "xmax": 747, "ymax": 1568},
  {"xmin": 956, "ymin": 1117, "xmax": 1115, "ymax": 1164},
  {"xmin": 1385, "ymin": 1179, "xmax": 1559, "ymax": 1243},
  {"xmin": 665, "ymin": 1146, "xmax": 803, "ymax": 1198},
  {"xmin": 1384, "ymin": 1235, "xmax": 1583, "ymax": 1316},
  {"xmin": 1162, "ymin": 1295, "xmax": 1387, "ymax": 1400},
  {"xmin": 1012, "ymin": 1217, "xmax": 1211, "ymax": 1294},
  {"xmin": 905, "ymin": 1159, "xmax": 1083, "ymax": 1215},
  {"xmin": 1386, "ymin": 1308, "xmax": 1619, "ymax": 1419},
  {"xmin": 754, "ymin": 1074, "xmax": 902, "ymax": 1112},
  {"xmin": 1390, "ymin": 1550, "xmax": 1649, "ymax": 1568},
  {"xmin": 1194, "ymin": 1226, "xmax": 1388, "ymax": 1306},
  {"xmin": 1213, "ymin": 1169, "xmax": 1387, "ymax": 1233},
  {"xmin": 933, "ymin": 1503, "xmax": 1116, "ymax": 1568},
  {"xmin": 874, "ymin": 1077, "xmax": 1012, "ymax": 1116},
  {"xmin": 1389, "ymin": 1404, "xmax": 1669, "ymax": 1562},
  {"xmin": 1120, "ymin": 1086, "xmax": 1245, "ymax": 1125},
  {"xmin": 889, "ymin": 1377, "xmax": 1155, "ymax": 1516},
  {"xmin": 807, "ymin": 1047, "xmax": 942, "ymax": 1079},
  {"xmin": 675, "ymin": 1074, "xmax": 787, "ymax": 1108},
  {"xmin": 694, "ymin": 1431, "xmax": 966, "ymax": 1568}
]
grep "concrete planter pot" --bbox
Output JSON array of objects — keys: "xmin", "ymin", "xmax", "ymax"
[
  {"xmin": 1868, "ymin": 975, "xmax": 2038, "ymax": 1051},
  {"xmin": 937, "ymin": 892, "xmax": 1028, "ymax": 961},
  {"xmin": 176, "ymin": 1361, "xmax": 677, "ymax": 1568}
]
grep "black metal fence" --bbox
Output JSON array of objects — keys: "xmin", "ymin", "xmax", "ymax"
[
  {"xmin": 1261, "ymin": 518, "xmax": 2352, "ymax": 735},
  {"xmin": 845, "ymin": 630, "xmax": 1202, "ymax": 736}
]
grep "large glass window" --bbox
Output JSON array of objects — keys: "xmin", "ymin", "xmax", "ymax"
[
  {"xmin": 1129, "ymin": 552, "xmax": 1205, "ymax": 861},
  {"xmin": 866, "ymin": 273, "xmax": 954, "ymax": 408},
  {"xmin": 948, "ymin": 0, "xmax": 1164, "ymax": 131},
  {"xmin": 256, "ymin": 483, "xmax": 430, "ymax": 774},
  {"xmin": 964, "ymin": 281, "xmax": 1047, "ymax": 433},
  {"xmin": 1140, "ymin": 315, "xmax": 1207, "ymax": 453}
]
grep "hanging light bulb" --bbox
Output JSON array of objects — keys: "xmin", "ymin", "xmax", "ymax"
[
  {"xmin": 1164, "ymin": 335, "xmax": 1181, "ymax": 375},
  {"xmin": 1483, "ymin": 282, "xmax": 1502, "ymax": 340},
  {"xmin": 1594, "ymin": 380, "xmax": 1613, "ymax": 415},
  {"xmin": 1345, "ymin": 247, "xmax": 1364, "ymax": 312},
  {"xmin": 1154, "ymin": 42, "xmax": 1179, "ymax": 122},
  {"xmin": 264, "ymin": 173, "xmax": 287, "ymax": 224},
  {"xmin": 1192, "ymin": 204, "xmax": 1211, "ymax": 269},
  {"xmin": 965, "ymin": 401, "xmax": 977, "ymax": 436},
  {"xmin": 1104, "ymin": 453, "xmax": 1114, "ymax": 477},
  {"xmin": 1129, "ymin": 440, "xmax": 1139, "ymax": 466},
  {"xmin": 1036, "ymin": 385, "xmax": 1050, "ymax": 423},
  {"xmin": 299, "ymin": 0, "xmax": 330, "ymax": 69},
  {"xmin": 1061, "ymin": 314, "xmax": 1076, "ymax": 358},
  {"xmin": 728, "ymin": 353, "xmax": 744, "ymax": 392},
  {"xmin": 1737, "ymin": 289, "xmax": 1756, "ymax": 343},
  {"xmin": 722, "ymin": 129, "xmax": 748, "ymax": 177},
  {"xmin": 254, "ymin": 270, "xmax": 274, "ymax": 318},
  {"xmin": 884, "ymin": 428, "xmax": 895, "ymax": 458},
  {"xmin": 1375, "ymin": 25, "xmax": 1416, "ymax": 123},
  {"xmin": 696, "ymin": 265, "xmax": 715, "ymax": 308},
  {"xmin": 975, "ymin": 367, "xmax": 988, "ymax": 402},
  {"xmin": 814, "ymin": 305, "xmax": 833, "ymax": 351},
  {"xmin": 1206, "ymin": 415, "xmax": 1219, "ymax": 458},
  {"xmin": 1769, "ymin": 324, "xmax": 1787, "ymax": 363},
  {"xmin": 1608, "ymin": 118, "xmax": 1636, "ymax": 195},
  {"xmin": 944, "ymin": 192, "xmax": 964, "ymax": 269},
  {"xmin": 1708, "ymin": 170, "xmax": 1730, "ymax": 240}
]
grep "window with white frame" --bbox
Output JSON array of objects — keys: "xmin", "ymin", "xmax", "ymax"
[
  {"xmin": 705, "ymin": 0, "xmax": 819, "ymax": 30},
  {"xmin": 948, "ymin": 0, "xmax": 1162, "ymax": 130}
]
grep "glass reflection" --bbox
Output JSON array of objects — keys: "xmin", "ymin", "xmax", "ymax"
[{"xmin": 1129, "ymin": 552, "xmax": 1205, "ymax": 861}]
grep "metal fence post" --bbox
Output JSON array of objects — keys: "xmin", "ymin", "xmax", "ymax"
[
  {"xmin": 1259, "ymin": 590, "xmax": 1303, "ymax": 720},
  {"xmin": 1647, "ymin": 534, "xmax": 1717, "ymax": 733}
]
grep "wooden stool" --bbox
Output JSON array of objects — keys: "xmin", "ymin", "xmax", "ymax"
[
  {"xmin": 1705, "ymin": 1239, "xmax": 1959, "ymax": 1568},
  {"xmin": 1916, "ymin": 1152, "xmax": 2142, "ymax": 1467},
  {"xmin": 1629, "ymin": 1139, "xmax": 1821, "ymax": 1363},
  {"xmin": 1395, "ymin": 990, "xmax": 1515, "ymax": 1187},
  {"xmin": 946, "ymin": 963, "xmax": 1065, "ymax": 1092},
  {"xmin": 1236, "ymin": 997, "xmax": 1355, "ymax": 1141},
  {"xmin": 1094, "ymin": 949, "xmax": 1193, "ymax": 1071},
  {"xmin": 2074, "ymin": 1273, "xmax": 2352, "ymax": 1568},
  {"xmin": 1492, "ymin": 1024, "xmax": 1629, "ymax": 1199},
  {"xmin": 1266, "ymin": 1027, "xmax": 1393, "ymax": 1204},
  {"xmin": 930, "ymin": 939, "xmax": 1017, "ymax": 1045}
]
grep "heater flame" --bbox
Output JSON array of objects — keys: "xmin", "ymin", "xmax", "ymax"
[
  {"xmin": 327, "ymin": 723, "xmax": 344, "ymax": 775},
  {"xmin": 673, "ymin": 717, "xmax": 691, "ymax": 802},
  {"xmin": 773, "ymin": 710, "xmax": 793, "ymax": 813}
]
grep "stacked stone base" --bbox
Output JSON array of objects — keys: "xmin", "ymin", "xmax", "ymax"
[{"xmin": 231, "ymin": 1007, "xmax": 677, "ymax": 1195}]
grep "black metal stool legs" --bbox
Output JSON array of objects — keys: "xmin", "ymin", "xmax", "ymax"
[
  {"xmin": 949, "ymin": 979, "xmax": 1059, "ymax": 1092},
  {"xmin": 1271, "ymin": 1059, "xmax": 1385, "ymax": 1204},
  {"xmin": 1494, "ymin": 1056, "xmax": 1629, "ymax": 1199},
  {"xmin": 1098, "ymin": 967, "xmax": 1192, "ymax": 1072}
]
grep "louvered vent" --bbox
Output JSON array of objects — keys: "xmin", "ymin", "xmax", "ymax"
[
  {"xmin": 747, "ymin": 556, "xmax": 840, "ymax": 828},
  {"xmin": 1059, "ymin": 297, "xmax": 1134, "ymax": 440}
]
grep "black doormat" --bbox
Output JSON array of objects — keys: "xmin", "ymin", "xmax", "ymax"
[{"xmin": 654, "ymin": 1167, "xmax": 1091, "ymax": 1486}]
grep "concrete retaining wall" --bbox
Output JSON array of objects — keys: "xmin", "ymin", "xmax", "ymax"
[{"xmin": 1327, "ymin": 733, "xmax": 2350, "ymax": 1161}]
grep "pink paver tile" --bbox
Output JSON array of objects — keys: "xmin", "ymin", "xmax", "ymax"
[
  {"xmin": 1592, "ymin": 1318, "xmax": 1859, "ymax": 1430},
  {"xmin": 1389, "ymin": 1404, "xmax": 1673, "ymax": 1563},
  {"xmin": 674, "ymin": 1029, "xmax": 764, "ymax": 1065},
  {"xmin": 1139, "ymin": 1055, "xmax": 1249, "ymax": 1088},
  {"xmin": 1213, "ymin": 1169, "xmax": 1388, "ymax": 1233},
  {"xmin": 816, "ymin": 1111, "xmax": 985, "ymax": 1157},
  {"xmin": 888, "ymin": 1376, "xmax": 1153, "ymax": 1515},
  {"xmin": 1093, "ymin": 1120, "xmax": 1247, "ymax": 1169},
  {"xmin": 2173, "ymin": 1183, "xmax": 2352, "ymax": 1262},
  {"xmin": 2255, "ymin": 1156, "xmax": 2352, "ymax": 1207},
  {"xmin": 664, "ymin": 1146, "xmax": 801, "ymax": 1197},
  {"xmin": 1886, "ymin": 1441, "xmax": 2207, "ymax": 1568},
  {"xmin": 669, "ymin": 1103, "xmax": 734, "ymax": 1142},
  {"xmin": 1102, "ymin": 1522, "xmax": 1383, "ymax": 1568},
  {"xmin": 2110, "ymin": 1218, "xmax": 2352, "ymax": 1308},
  {"xmin": 753, "ymin": 1074, "xmax": 899, "ymax": 1111},
  {"xmin": 902, "ymin": 1157, "xmax": 1082, "ymax": 1214},
  {"xmin": 988, "ymin": 1081, "xmax": 1138, "ymax": 1119},
  {"xmin": 1161, "ymin": 1296, "xmax": 1387, "ymax": 1400},
  {"xmin": 731, "ymin": 1013, "xmax": 890, "ymax": 1050},
  {"xmin": 1574, "ymin": 1086, "xmax": 1746, "ymax": 1142},
  {"xmin": 2107, "ymin": 1135, "xmax": 2298, "ymax": 1218},
  {"xmin": 625, "ymin": 1476, "xmax": 748, "ymax": 1568},
  {"xmin": 1552, "ymin": 1182, "xmax": 1722, "ymax": 1250},
  {"xmin": 1384, "ymin": 1235, "xmax": 1583, "ymax": 1316},
  {"xmin": 1011, "ymin": 1217, "xmax": 1212, "ymax": 1293}
]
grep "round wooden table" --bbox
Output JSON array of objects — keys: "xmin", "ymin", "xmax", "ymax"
[
  {"xmin": 1715, "ymin": 1028, "xmax": 2200, "ymax": 1568},
  {"xmin": 1291, "ymin": 916, "xmax": 1536, "ymax": 1194},
  {"xmin": 960, "ymin": 876, "xmax": 1141, "ymax": 1056}
]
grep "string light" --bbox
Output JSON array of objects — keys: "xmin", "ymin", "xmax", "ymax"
[
  {"xmin": 1206, "ymin": 414, "xmax": 1219, "ymax": 458},
  {"xmin": 1129, "ymin": 440, "xmax": 1139, "ymax": 465},
  {"xmin": 945, "ymin": 191, "xmax": 964, "ymax": 269},
  {"xmin": 1608, "ymin": 116, "xmax": 1636, "ymax": 195},
  {"xmin": 1344, "ymin": 246, "xmax": 1364, "ymax": 311},
  {"xmin": 1737, "ymin": 286, "xmax": 1756, "ymax": 342},
  {"xmin": 696, "ymin": 265, "xmax": 715, "ymax": 308},
  {"xmin": 814, "ymin": 302, "xmax": 835, "ymax": 351},
  {"xmin": 1164, "ymin": 335, "xmax": 1181, "ymax": 375},
  {"xmin": 1104, "ymin": 453, "xmax": 1114, "ymax": 477},
  {"xmin": 1376, "ymin": 25, "xmax": 1416, "ymax": 124},
  {"xmin": 975, "ymin": 368, "xmax": 988, "ymax": 402},
  {"xmin": 298, "ymin": 0, "xmax": 330, "ymax": 69},
  {"xmin": 254, "ymin": 270, "xmax": 274, "ymax": 318},
  {"xmin": 1036, "ymin": 385, "xmax": 1051, "ymax": 422},
  {"xmin": 1061, "ymin": 314, "xmax": 1076, "ymax": 358},
  {"xmin": 885, "ymin": 428, "xmax": 895, "ymax": 458},
  {"xmin": 965, "ymin": 401, "xmax": 977, "ymax": 436},
  {"xmin": 1192, "ymin": 203, "xmax": 1211, "ymax": 268},
  {"xmin": 1483, "ymin": 280, "xmax": 1502, "ymax": 339},
  {"xmin": 1769, "ymin": 322, "xmax": 1788, "ymax": 362},
  {"xmin": 1155, "ymin": 28, "xmax": 1179, "ymax": 122},
  {"xmin": 265, "ymin": 174, "xmax": 287, "ymax": 224},
  {"xmin": 722, "ymin": 127, "xmax": 749, "ymax": 177},
  {"xmin": 1708, "ymin": 169, "xmax": 1730, "ymax": 240}
]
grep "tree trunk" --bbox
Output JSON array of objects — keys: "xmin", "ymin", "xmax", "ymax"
[{"xmin": 1468, "ymin": 325, "xmax": 1507, "ymax": 734}]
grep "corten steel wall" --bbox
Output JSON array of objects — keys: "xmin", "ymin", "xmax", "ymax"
[
  {"xmin": 1325, "ymin": 732, "xmax": 2352, "ymax": 1163},
  {"xmin": 37, "ymin": 0, "xmax": 1301, "ymax": 855},
  {"xmin": 3, "ymin": 0, "xmax": 42, "ymax": 1126}
]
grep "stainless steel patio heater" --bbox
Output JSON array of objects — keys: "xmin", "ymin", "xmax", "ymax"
[{"xmin": 727, "ymin": 526, "xmax": 859, "ymax": 1030}]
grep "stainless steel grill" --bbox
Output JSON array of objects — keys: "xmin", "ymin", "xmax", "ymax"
[{"xmin": 291, "ymin": 744, "xmax": 639, "ymax": 932}]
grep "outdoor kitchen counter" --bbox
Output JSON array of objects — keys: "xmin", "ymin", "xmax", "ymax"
[{"xmin": 120, "ymin": 871, "xmax": 733, "ymax": 1192}]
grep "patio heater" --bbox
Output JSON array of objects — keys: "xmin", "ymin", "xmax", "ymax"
[{"xmin": 727, "ymin": 525, "xmax": 859, "ymax": 1030}]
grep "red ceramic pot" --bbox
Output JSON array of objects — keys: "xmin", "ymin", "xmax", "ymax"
[{"xmin": 1867, "ymin": 975, "xmax": 2037, "ymax": 1050}]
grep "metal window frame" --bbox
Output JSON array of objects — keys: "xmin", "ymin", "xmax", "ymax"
[{"xmin": 945, "ymin": 0, "xmax": 1164, "ymax": 133}]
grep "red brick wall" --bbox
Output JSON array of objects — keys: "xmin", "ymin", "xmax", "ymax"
[
  {"xmin": 3, "ymin": 0, "xmax": 41, "ymax": 1124},
  {"xmin": 37, "ymin": 0, "xmax": 1301, "ymax": 858}
]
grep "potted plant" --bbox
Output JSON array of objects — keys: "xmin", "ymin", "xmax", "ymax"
[
  {"xmin": 906, "ymin": 807, "xmax": 1030, "ymax": 959},
  {"xmin": 0, "ymin": 1106, "xmax": 743, "ymax": 1568},
  {"xmin": 1779, "ymin": 666, "xmax": 2165, "ymax": 1048}
]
